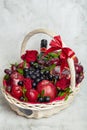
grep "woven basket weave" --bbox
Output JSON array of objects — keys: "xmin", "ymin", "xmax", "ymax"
[{"xmin": 1, "ymin": 29, "xmax": 80, "ymax": 118}]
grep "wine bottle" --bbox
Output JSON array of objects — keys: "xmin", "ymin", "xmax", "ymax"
[{"xmin": 40, "ymin": 39, "xmax": 47, "ymax": 55}]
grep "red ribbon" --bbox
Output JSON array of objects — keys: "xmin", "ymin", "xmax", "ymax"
[{"xmin": 45, "ymin": 35, "xmax": 75, "ymax": 72}]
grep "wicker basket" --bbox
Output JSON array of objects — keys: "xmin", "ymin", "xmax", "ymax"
[{"xmin": 1, "ymin": 29, "xmax": 81, "ymax": 118}]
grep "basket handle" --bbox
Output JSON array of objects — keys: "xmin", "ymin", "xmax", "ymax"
[{"xmin": 20, "ymin": 28, "xmax": 75, "ymax": 91}]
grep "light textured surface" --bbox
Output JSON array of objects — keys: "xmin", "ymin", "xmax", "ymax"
[{"xmin": 0, "ymin": 0, "xmax": 87, "ymax": 130}]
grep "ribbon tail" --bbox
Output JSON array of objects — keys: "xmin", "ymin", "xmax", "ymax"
[
  {"xmin": 60, "ymin": 59, "xmax": 69, "ymax": 73},
  {"xmin": 45, "ymin": 47, "xmax": 59, "ymax": 55},
  {"xmin": 54, "ymin": 35, "xmax": 63, "ymax": 47},
  {"xmin": 62, "ymin": 48, "xmax": 75, "ymax": 58}
]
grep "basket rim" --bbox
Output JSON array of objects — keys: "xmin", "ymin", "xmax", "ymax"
[{"xmin": 1, "ymin": 84, "xmax": 80, "ymax": 110}]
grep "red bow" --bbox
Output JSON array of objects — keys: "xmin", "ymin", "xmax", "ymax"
[{"xmin": 45, "ymin": 36, "xmax": 75, "ymax": 72}]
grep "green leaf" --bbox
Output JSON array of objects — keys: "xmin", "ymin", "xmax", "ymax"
[
  {"xmin": 10, "ymin": 62, "xmax": 18, "ymax": 67},
  {"xmin": 41, "ymin": 90, "xmax": 45, "ymax": 97},
  {"xmin": 33, "ymin": 62, "xmax": 38, "ymax": 66},
  {"xmin": 23, "ymin": 60, "xmax": 27, "ymax": 68},
  {"xmin": 24, "ymin": 97, "xmax": 28, "ymax": 102},
  {"xmin": 15, "ymin": 62, "xmax": 18, "ymax": 67},
  {"xmin": 65, "ymin": 87, "xmax": 72, "ymax": 94},
  {"xmin": 38, "ymin": 94, "xmax": 41, "ymax": 98},
  {"xmin": 58, "ymin": 91, "xmax": 62, "ymax": 96},
  {"xmin": 43, "ymin": 64, "xmax": 56, "ymax": 72},
  {"xmin": 57, "ymin": 51, "xmax": 61, "ymax": 57},
  {"xmin": 65, "ymin": 95, "xmax": 69, "ymax": 100},
  {"xmin": 38, "ymin": 53, "xmax": 42, "ymax": 59},
  {"xmin": 65, "ymin": 87, "xmax": 70, "ymax": 92},
  {"xmin": 43, "ymin": 57, "xmax": 48, "ymax": 61},
  {"xmin": 4, "ymin": 74, "xmax": 10, "ymax": 80},
  {"xmin": 22, "ymin": 87, "xmax": 27, "ymax": 94},
  {"xmin": 48, "ymin": 53, "xmax": 58, "ymax": 58},
  {"xmin": 58, "ymin": 91, "xmax": 65, "ymax": 97},
  {"xmin": 17, "ymin": 68, "xmax": 23, "ymax": 75},
  {"xmin": 49, "ymin": 64, "xmax": 56, "ymax": 71}
]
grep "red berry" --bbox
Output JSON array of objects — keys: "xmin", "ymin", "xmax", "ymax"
[
  {"xmin": 11, "ymin": 85, "xmax": 23, "ymax": 99},
  {"xmin": 26, "ymin": 89, "xmax": 39, "ymax": 102}
]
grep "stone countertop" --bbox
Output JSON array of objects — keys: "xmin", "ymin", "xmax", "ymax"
[{"xmin": 0, "ymin": 0, "xmax": 87, "ymax": 130}]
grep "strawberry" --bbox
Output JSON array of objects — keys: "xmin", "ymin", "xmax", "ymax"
[{"xmin": 26, "ymin": 89, "xmax": 39, "ymax": 102}]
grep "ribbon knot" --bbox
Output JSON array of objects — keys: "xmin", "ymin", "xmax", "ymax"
[{"xmin": 45, "ymin": 35, "xmax": 75, "ymax": 72}]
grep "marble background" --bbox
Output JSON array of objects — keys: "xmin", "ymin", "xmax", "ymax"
[{"xmin": 0, "ymin": 0, "xmax": 87, "ymax": 130}]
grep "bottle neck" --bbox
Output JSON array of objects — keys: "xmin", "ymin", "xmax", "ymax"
[{"xmin": 40, "ymin": 39, "xmax": 47, "ymax": 54}]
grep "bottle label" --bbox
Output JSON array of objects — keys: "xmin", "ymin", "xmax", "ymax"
[{"xmin": 40, "ymin": 47, "xmax": 47, "ymax": 53}]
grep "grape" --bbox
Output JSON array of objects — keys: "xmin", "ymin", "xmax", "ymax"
[
  {"xmin": 40, "ymin": 76, "xmax": 44, "ymax": 80},
  {"xmin": 30, "ymin": 61, "xmax": 34, "ymax": 66},
  {"xmin": 36, "ymin": 78, "xmax": 41, "ymax": 83},
  {"xmin": 35, "ymin": 65, "xmax": 39, "ymax": 69},
  {"xmin": 54, "ymin": 75, "xmax": 59, "ymax": 80},
  {"xmin": 44, "ymin": 96, "xmax": 50, "ymax": 102},
  {"xmin": 75, "ymin": 64, "xmax": 83, "ymax": 73},
  {"xmin": 45, "ymin": 70, "xmax": 50, "ymax": 75},
  {"xmin": 35, "ymin": 69, "xmax": 40, "ymax": 73},
  {"xmin": 23, "ymin": 68, "xmax": 29, "ymax": 73},
  {"xmin": 37, "ymin": 60, "xmax": 45, "ymax": 65},
  {"xmin": 4, "ymin": 69, "xmax": 12, "ymax": 75},
  {"xmin": 20, "ymin": 96, "xmax": 24, "ymax": 101},
  {"xmin": 32, "ymin": 82, "xmax": 37, "ymax": 88},
  {"xmin": 76, "ymin": 73, "xmax": 79, "ymax": 80},
  {"xmin": 36, "ymin": 73, "xmax": 40, "ymax": 78},
  {"xmin": 40, "ymin": 71, "xmax": 44, "ymax": 75},
  {"xmin": 18, "ymin": 81, "xmax": 24, "ymax": 86},
  {"xmin": 38, "ymin": 97, "xmax": 44, "ymax": 103},
  {"xmin": 76, "ymin": 74, "xmax": 84, "ymax": 84},
  {"xmin": 49, "ymin": 75, "xmax": 53, "ymax": 80},
  {"xmin": 31, "ymin": 75, "xmax": 36, "ymax": 80},
  {"xmin": 46, "ymin": 58, "xmax": 61, "ymax": 66}
]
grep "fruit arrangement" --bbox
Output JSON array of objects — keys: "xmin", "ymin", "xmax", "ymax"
[{"xmin": 3, "ymin": 36, "xmax": 84, "ymax": 103}]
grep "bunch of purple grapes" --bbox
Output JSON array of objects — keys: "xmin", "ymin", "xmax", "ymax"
[{"xmin": 75, "ymin": 63, "xmax": 84, "ymax": 85}]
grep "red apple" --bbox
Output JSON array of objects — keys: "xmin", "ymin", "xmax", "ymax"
[
  {"xmin": 37, "ymin": 80, "xmax": 57, "ymax": 100},
  {"xmin": 26, "ymin": 89, "xmax": 39, "ymax": 102}
]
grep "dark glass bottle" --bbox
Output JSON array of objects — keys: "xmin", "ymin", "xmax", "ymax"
[{"xmin": 40, "ymin": 39, "xmax": 47, "ymax": 55}]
